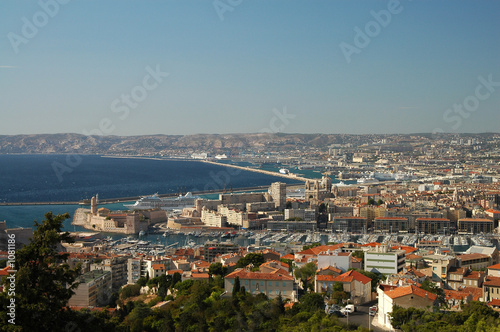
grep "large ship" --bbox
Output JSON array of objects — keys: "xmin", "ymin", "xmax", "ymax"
[{"xmin": 124, "ymin": 192, "xmax": 199, "ymax": 211}]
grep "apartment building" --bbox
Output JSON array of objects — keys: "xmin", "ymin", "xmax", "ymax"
[
  {"xmin": 416, "ymin": 218, "xmax": 451, "ymax": 234},
  {"xmin": 68, "ymin": 270, "xmax": 112, "ymax": 307},
  {"xmin": 458, "ymin": 218, "xmax": 494, "ymax": 234},
  {"xmin": 373, "ymin": 217, "xmax": 409, "ymax": 233},
  {"xmin": 364, "ymin": 245, "xmax": 405, "ymax": 275},
  {"xmin": 328, "ymin": 216, "xmax": 368, "ymax": 233}
]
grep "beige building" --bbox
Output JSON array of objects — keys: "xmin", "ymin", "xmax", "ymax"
[
  {"xmin": 416, "ymin": 217, "xmax": 451, "ymax": 234},
  {"xmin": 373, "ymin": 217, "xmax": 409, "ymax": 233},
  {"xmin": 315, "ymin": 270, "xmax": 371, "ymax": 304},
  {"xmin": 377, "ymin": 285, "xmax": 438, "ymax": 330},
  {"xmin": 224, "ymin": 268, "xmax": 295, "ymax": 300},
  {"xmin": 269, "ymin": 182, "xmax": 287, "ymax": 210},
  {"xmin": 68, "ymin": 270, "xmax": 112, "ymax": 307},
  {"xmin": 201, "ymin": 208, "xmax": 227, "ymax": 227},
  {"xmin": 458, "ymin": 218, "xmax": 495, "ymax": 234}
]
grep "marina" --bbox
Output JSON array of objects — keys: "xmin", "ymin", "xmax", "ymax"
[{"xmin": 82, "ymin": 226, "xmax": 500, "ymax": 257}]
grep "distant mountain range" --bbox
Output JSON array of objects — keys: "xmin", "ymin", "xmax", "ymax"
[{"xmin": 0, "ymin": 133, "xmax": 496, "ymax": 155}]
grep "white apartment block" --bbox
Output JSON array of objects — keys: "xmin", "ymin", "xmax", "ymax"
[{"xmin": 365, "ymin": 245, "xmax": 406, "ymax": 275}]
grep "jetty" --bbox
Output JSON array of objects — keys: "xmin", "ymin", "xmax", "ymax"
[{"xmin": 201, "ymin": 160, "xmax": 310, "ymax": 182}]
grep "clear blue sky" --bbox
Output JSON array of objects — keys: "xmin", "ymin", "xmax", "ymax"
[{"xmin": 1, "ymin": 0, "xmax": 499, "ymax": 135}]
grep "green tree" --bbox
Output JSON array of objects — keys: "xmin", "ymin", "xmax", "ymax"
[
  {"xmin": 0, "ymin": 212, "xmax": 81, "ymax": 331},
  {"xmin": 235, "ymin": 253, "xmax": 265, "ymax": 269},
  {"xmin": 209, "ymin": 262, "xmax": 228, "ymax": 277},
  {"xmin": 294, "ymin": 262, "xmax": 317, "ymax": 292},
  {"xmin": 232, "ymin": 276, "xmax": 241, "ymax": 297}
]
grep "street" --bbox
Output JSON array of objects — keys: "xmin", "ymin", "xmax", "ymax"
[{"xmin": 336, "ymin": 301, "xmax": 386, "ymax": 332}]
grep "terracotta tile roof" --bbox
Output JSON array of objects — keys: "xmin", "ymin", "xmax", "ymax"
[
  {"xmin": 484, "ymin": 276, "xmax": 500, "ymax": 287},
  {"xmin": 460, "ymin": 287, "xmax": 482, "ymax": 301},
  {"xmin": 167, "ymin": 269, "xmax": 183, "ymax": 275},
  {"xmin": 444, "ymin": 289, "xmax": 470, "ymax": 301},
  {"xmin": 415, "ymin": 218, "xmax": 450, "ymax": 221},
  {"xmin": 297, "ymin": 244, "xmax": 344, "ymax": 256},
  {"xmin": 488, "ymin": 263, "xmax": 500, "ymax": 270},
  {"xmin": 225, "ymin": 268, "xmax": 294, "ymax": 281},
  {"xmin": 463, "ymin": 271, "xmax": 485, "ymax": 280},
  {"xmin": 282, "ymin": 254, "xmax": 295, "ymax": 260},
  {"xmin": 384, "ymin": 285, "xmax": 438, "ymax": 301},
  {"xmin": 458, "ymin": 253, "xmax": 489, "ymax": 262},
  {"xmin": 152, "ymin": 264, "xmax": 165, "ymax": 270},
  {"xmin": 317, "ymin": 266, "xmax": 342, "ymax": 275},
  {"xmin": 488, "ymin": 299, "xmax": 500, "ymax": 307},
  {"xmin": 391, "ymin": 246, "xmax": 418, "ymax": 254},
  {"xmin": 191, "ymin": 273, "xmax": 210, "ymax": 279},
  {"xmin": 0, "ymin": 266, "xmax": 10, "ymax": 276},
  {"xmin": 374, "ymin": 217, "xmax": 408, "ymax": 220},
  {"xmin": 340, "ymin": 270, "xmax": 372, "ymax": 284},
  {"xmin": 326, "ymin": 270, "xmax": 372, "ymax": 285},
  {"xmin": 362, "ymin": 242, "xmax": 381, "ymax": 247},
  {"xmin": 352, "ymin": 257, "xmax": 362, "ymax": 263},
  {"xmin": 406, "ymin": 254, "xmax": 423, "ymax": 261},
  {"xmin": 316, "ymin": 274, "xmax": 338, "ymax": 282}
]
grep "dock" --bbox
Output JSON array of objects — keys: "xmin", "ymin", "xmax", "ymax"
[{"xmin": 201, "ymin": 160, "xmax": 310, "ymax": 182}]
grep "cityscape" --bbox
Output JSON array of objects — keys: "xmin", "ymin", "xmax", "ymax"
[{"xmin": 1, "ymin": 0, "xmax": 500, "ymax": 331}]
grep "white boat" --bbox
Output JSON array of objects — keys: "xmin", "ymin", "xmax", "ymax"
[
  {"xmin": 124, "ymin": 192, "xmax": 199, "ymax": 211},
  {"xmin": 279, "ymin": 168, "xmax": 290, "ymax": 174}
]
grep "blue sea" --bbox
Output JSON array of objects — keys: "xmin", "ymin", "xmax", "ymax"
[{"xmin": 0, "ymin": 154, "xmax": 301, "ymax": 230}]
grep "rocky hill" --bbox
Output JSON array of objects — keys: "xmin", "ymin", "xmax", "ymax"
[{"xmin": 0, "ymin": 133, "xmax": 349, "ymax": 155}]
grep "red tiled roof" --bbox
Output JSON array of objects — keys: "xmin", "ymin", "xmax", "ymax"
[
  {"xmin": 384, "ymin": 285, "xmax": 438, "ymax": 301},
  {"xmin": 191, "ymin": 273, "xmax": 210, "ymax": 279},
  {"xmin": 316, "ymin": 274, "xmax": 337, "ymax": 282},
  {"xmin": 340, "ymin": 270, "xmax": 372, "ymax": 284},
  {"xmin": 152, "ymin": 264, "xmax": 165, "ymax": 270},
  {"xmin": 415, "ymin": 218, "xmax": 450, "ymax": 221},
  {"xmin": 282, "ymin": 254, "xmax": 294, "ymax": 260},
  {"xmin": 317, "ymin": 266, "xmax": 342, "ymax": 274},
  {"xmin": 391, "ymin": 246, "xmax": 418, "ymax": 254},
  {"xmin": 458, "ymin": 253, "xmax": 489, "ymax": 262},
  {"xmin": 362, "ymin": 242, "xmax": 381, "ymax": 247},
  {"xmin": 0, "ymin": 266, "xmax": 10, "ymax": 276},
  {"xmin": 488, "ymin": 299, "xmax": 500, "ymax": 307},
  {"xmin": 488, "ymin": 263, "xmax": 500, "ymax": 270},
  {"xmin": 461, "ymin": 287, "xmax": 482, "ymax": 301},
  {"xmin": 225, "ymin": 269, "xmax": 294, "ymax": 281},
  {"xmin": 166, "ymin": 269, "xmax": 183, "ymax": 275},
  {"xmin": 297, "ymin": 244, "xmax": 344, "ymax": 256},
  {"xmin": 444, "ymin": 289, "xmax": 470, "ymax": 301},
  {"xmin": 484, "ymin": 276, "xmax": 500, "ymax": 287}
]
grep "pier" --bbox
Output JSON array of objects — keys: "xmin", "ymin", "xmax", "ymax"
[{"xmin": 201, "ymin": 160, "xmax": 310, "ymax": 182}]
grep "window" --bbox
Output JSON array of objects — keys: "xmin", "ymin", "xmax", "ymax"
[
  {"xmin": 276, "ymin": 281, "xmax": 279, "ymax": 287},
  {"xmin": 283, "ymin": 282, "xmax": 286, "ymax": 287}
]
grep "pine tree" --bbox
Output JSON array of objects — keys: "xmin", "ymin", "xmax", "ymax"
[{"xmin": 0, "ymin": 212, "xmax": 82, "ymax": 331}]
